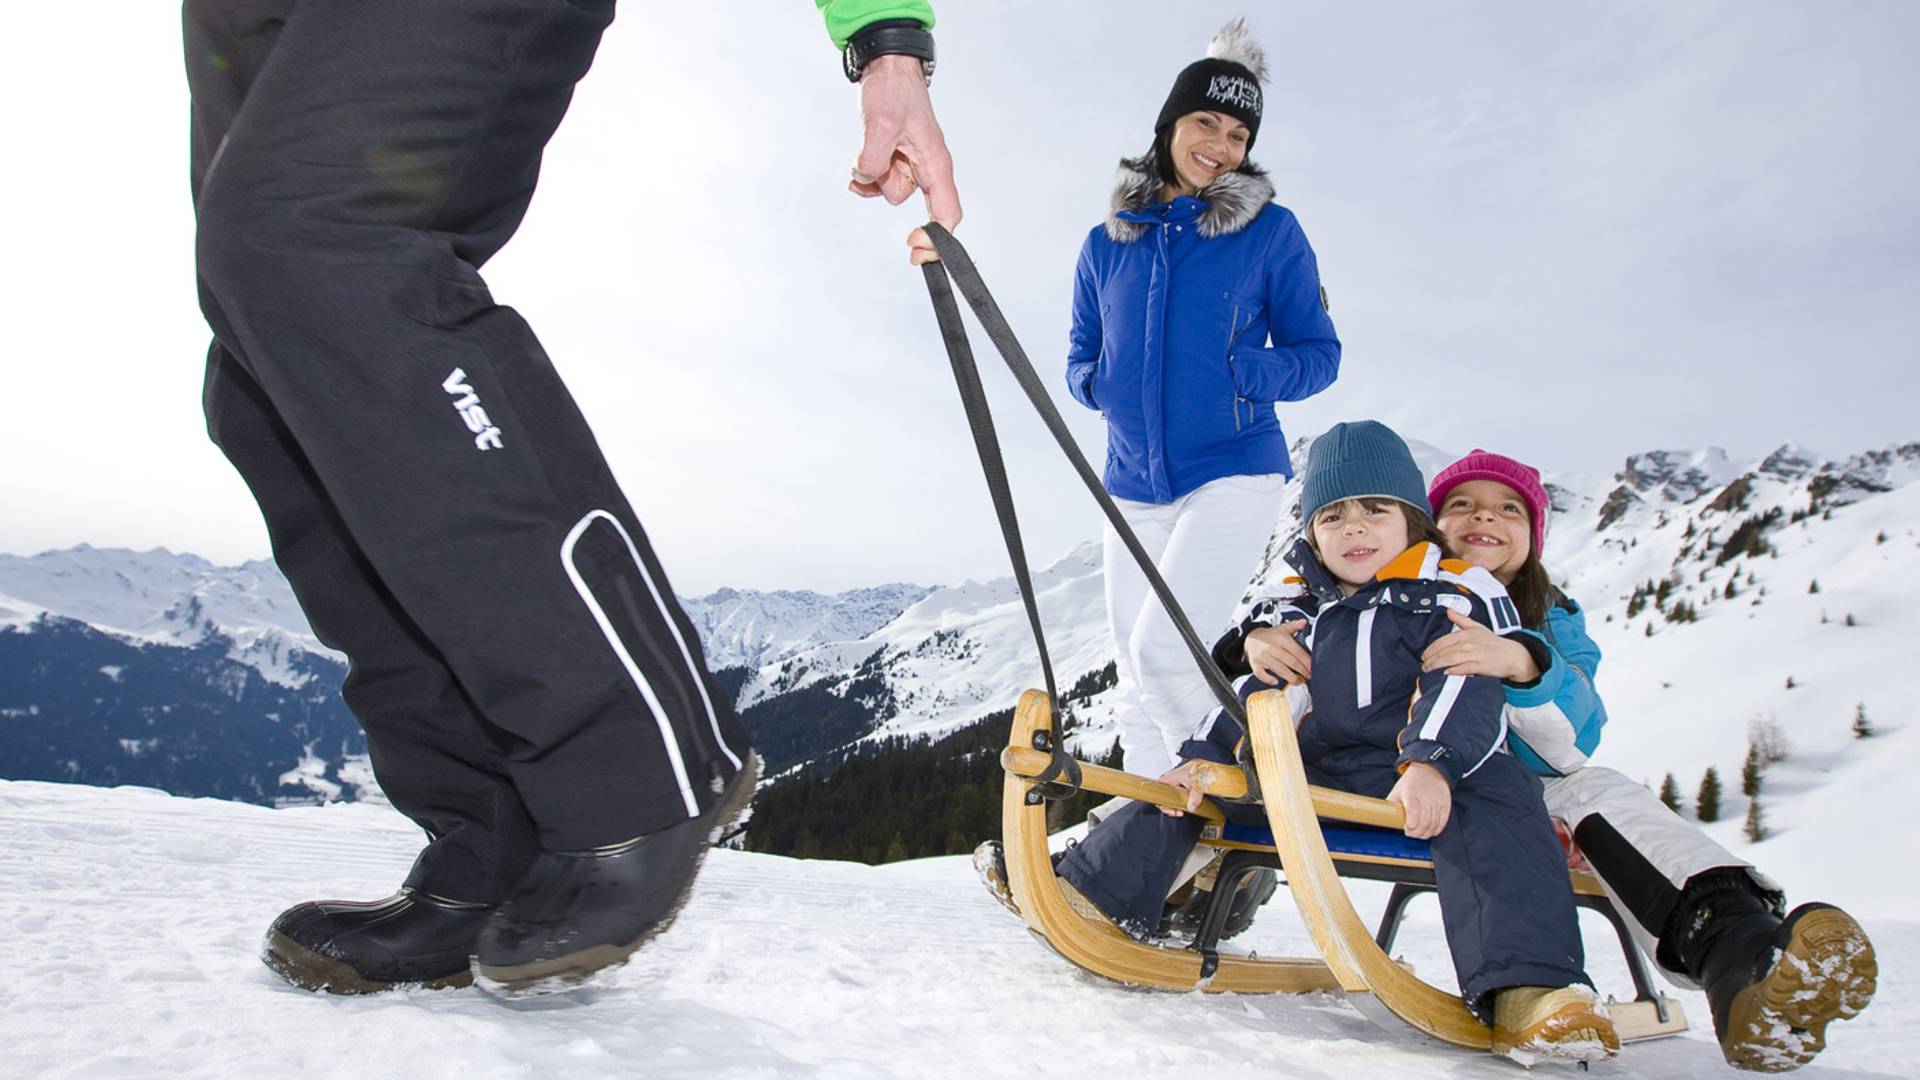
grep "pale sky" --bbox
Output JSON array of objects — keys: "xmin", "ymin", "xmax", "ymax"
[{"xmin": 3, "ymin": 1, "xmax": 1915, "ymax": 592}]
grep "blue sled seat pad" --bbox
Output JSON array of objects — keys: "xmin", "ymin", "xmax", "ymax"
[{"xmin": 1221, "ymin": 820, "xmax": 1434, "ymax": 863}]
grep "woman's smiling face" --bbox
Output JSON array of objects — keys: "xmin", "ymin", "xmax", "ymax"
[
  {"xmin": 1166, "ymin": 110, "xmax": 1249, "ymax": 196},
  {"xmin": 1436, "ymin": 479, "xmax": 1533, "ymax": 583}
]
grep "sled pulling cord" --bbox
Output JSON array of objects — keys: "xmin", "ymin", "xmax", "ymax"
[{"xmin": 918, "ymin": 223, "xmax": 1247, "ymax": 796}]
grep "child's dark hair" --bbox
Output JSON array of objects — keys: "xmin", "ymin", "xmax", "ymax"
[
  {"xmin": 1503, "ymin": 549, "xmax": 1566, "ymax": 630},
  {"xmin": 1304, "ymin": 498, "xmax": 1448, "ymax": 557}
]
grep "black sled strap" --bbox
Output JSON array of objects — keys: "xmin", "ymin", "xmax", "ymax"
[{"xmin": 918, "ymin": 225, "xmax": 1248, "ymax": 779}]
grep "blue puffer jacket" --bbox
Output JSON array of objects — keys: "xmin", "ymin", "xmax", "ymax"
[
  {"xmin": 1504, "ymin": 598, "xmax": 1609, "ymax": 776},
  {"xmin": 1066, "ymin": 161, "xmax": 1340, "ymax": 504}
]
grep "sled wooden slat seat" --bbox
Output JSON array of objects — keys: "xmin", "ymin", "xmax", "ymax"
[{"xmin": 999, "ymin": 687, "xmax": 1688, "ymax": 1049}]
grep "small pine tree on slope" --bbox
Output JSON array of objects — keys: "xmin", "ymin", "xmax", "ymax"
[
  {"xmin": 1697, "ymin": 767, "xmax": 1723, "ymax": 823},
  {"xmin": 1659, "ymin": 773, "xmax": 1682, "ymax": 813}
]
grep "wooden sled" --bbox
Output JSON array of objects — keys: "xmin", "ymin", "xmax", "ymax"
[{"xmin": 999, "ymin": 688, "xmax": 1688, "ymax": 1049}]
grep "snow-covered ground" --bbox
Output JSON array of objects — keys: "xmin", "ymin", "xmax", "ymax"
[{"xmin": 0, "ymin": 779, "xmax": 1905, "ymax": 1079}]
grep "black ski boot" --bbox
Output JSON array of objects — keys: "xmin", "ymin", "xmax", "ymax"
[
  {"xmin": 1161, "ymin": 868, "xmax": 1278, "ymax": 941},
  {"xmin": 262, "ymin": 888, "xmax": 494, "ymax": 994},
  {"xmin": 1676, "ymin": 879, "xmax": 1876, "ymax": 1072},
  {"xmin": 474, "ymin": 754, "xmax": 760, "ymax": 997}
]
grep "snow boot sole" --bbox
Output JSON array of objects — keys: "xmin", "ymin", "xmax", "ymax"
[
  {"xmin": 973, "ymin": 840, "xmax": 1021, "ymax": 917},
  {"xmin": 473, "ymin": 752, "xmax": 760, "ymax": 998},
  {"xmin": 263, "ymin": 929, "xmax": 474, "ymax": 994},
  {"xmin": 1491, "ymin": 986, "xmax": 1620, "ymax": 1066},
  {"xmin": 1720, "ymin": 903, "xmax": 1876, "ymax": 1072}
]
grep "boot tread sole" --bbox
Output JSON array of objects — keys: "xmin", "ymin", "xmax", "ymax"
[{"xmin": 1722, "ymin": 906, "xmax": 1877, "ymax": 1072}]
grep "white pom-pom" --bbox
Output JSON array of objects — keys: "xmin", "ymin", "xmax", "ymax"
[{"xmin": 1206, "ymin": 17, "xmax": 1268, "ymax": 83}]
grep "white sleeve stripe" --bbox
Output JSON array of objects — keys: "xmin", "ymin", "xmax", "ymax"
[
  {"xmin": 1354, "ymin": 607, "xmax": 1376, "ymax": 708},
  {"xmin": 1505, "ymin": 702, "xmax": 1591, "ymax": 772},
  {"xmin": 1417, "ymin": 674, "xmax": 1467, "ymax": 742}
]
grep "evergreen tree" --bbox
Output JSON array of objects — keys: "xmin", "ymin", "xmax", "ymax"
[
  {"xmin": 1697, "ymin": 767, "xmax": 1722, "ymax": 823},
  {"xmin": 1877, "ymin": 530, "xmax": 1888, "ymax": 544},
  {"xmin": 1844, "ymin": 613, "xmax": 1857, "ymax": 627},
  {"xmin": 1808, "ymin": 578, "xmax": 1820, "ymax": 594},
  {"xmin": 1741, "ymin": 742, "xmax": 1764, "ymax": 798},
  {"xmin": 1784, "ymin": 675, "xmax": 1796, "ymax": 689},
  {"xmin": 1724, "ymin": 577, "xmax": 1738, "ymax": 600},
  {"xmin": 1744, "ymin": 796, "xmax": 1770, "ymax": 843},
  {"xmin": 1853, "ymin": 703, "xmax": 1874, "ymax": 739},
  {"xmin": 1658, "ymin": 773, "xmax": 1682, "ymax": 813}
]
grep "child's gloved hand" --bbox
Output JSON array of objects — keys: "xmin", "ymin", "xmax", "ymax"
[
  {"xmin": 1244, "ymin": 620, "xmax": 1311, "ymax": 686},
  {"xmin": 1155, "ymin": 760, "xmax": 1208, "ymax": 817},
  {"xmin": 1386, "ymin": 762, "xmax": 1452, "ymax": 839}
]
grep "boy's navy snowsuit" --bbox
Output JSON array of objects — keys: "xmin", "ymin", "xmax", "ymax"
[{"xmin": 1055, "ymin": 539, "xmax": 1590, "ymax": 1012}]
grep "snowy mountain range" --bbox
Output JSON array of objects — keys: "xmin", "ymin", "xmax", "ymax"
[{"xmin": 4, "ymin": 437, "xmax": 1917, "ymax": 854}]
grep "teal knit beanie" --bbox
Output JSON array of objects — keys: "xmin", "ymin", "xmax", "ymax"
[{"xmin": 1300, "ymin": 421, "xmax": 1429, "ymax": 523}]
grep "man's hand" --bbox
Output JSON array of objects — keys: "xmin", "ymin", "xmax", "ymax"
[
  {"xmin": 1386, "ymin": 762, "xmax": 1452, "ymax": 839},
  {"xmin": 1155, "ymin": 760, "xmax": 1208, "ymax": 818},
  {"xmin": 1244, "ymin": 620, "xmax": 1312, "ymax": 686},
  {"xmin": 1420, "ymin": 608, "xmax": 1539, "ymax": 682},
  {"xmin": 849, "ymin": 54, "xmax": 960, "ymax": 264}
]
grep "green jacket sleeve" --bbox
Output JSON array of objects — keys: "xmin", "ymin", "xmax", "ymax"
[{"xmin": 815, "ymin": 0, "xmax": 935, "ymax": 49}]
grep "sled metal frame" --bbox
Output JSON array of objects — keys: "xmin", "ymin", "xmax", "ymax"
[{"xmin": 1000, "ymin": 688, "xmax": 1687, "ymax": 1048}]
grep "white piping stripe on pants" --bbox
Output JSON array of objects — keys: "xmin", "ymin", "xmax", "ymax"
[
  {"xmin": 561, "ymin": 509, "xmax": 739, "ymax": 819},
  {"xmin": 588, "ymin": 512, "xmax": 744, "ymax": 775}
]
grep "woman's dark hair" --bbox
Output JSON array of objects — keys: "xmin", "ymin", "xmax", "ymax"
[{"xmin": 1119, "ymin": 127, "xmax": 1183, "ymax": 191}]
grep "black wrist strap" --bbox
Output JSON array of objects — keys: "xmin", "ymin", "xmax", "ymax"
[{"xmin": 844, "ymin": 20, "xmax": 935, "ymax": 83}]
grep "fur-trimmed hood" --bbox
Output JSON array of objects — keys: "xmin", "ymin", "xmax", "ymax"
[{"xmin": 1103, "ymin": 151, "xmax": 1275, "ymax": 244}]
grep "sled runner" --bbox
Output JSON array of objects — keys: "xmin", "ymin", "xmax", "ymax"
[{"xmin": 917, "ymin": 225, "xmax": 1685, "ymax": 1050}]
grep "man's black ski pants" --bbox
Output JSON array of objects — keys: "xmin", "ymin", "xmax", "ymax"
[{"xmin": 184, "ymin": 0, "xmax": 752, "ymax": 904}]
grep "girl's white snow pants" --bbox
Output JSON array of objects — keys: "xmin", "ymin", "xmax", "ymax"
[{"xmin": 1542, "ymin": 764, "xmax": 1778, "ymax": 987}]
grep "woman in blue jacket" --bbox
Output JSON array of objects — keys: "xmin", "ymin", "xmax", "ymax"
[
  {"xmin": 1071, "ymin": 20, "xmax": 1340, "ymax": 777},
  {"xmin": 1407, "ymin": 450, "xmax": 1877, "ymax": 1072}
]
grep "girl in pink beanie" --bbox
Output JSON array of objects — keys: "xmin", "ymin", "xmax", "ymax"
[{"xmin": 1422, "ymin": 448, "xmax": 1876, "ymax": 1072}]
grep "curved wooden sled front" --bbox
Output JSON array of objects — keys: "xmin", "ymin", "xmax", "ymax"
[{"xmin": 1000, "ymin": 690, "xmax": 1341, "ymax": 994}]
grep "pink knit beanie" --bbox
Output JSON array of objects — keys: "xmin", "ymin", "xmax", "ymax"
[{"xmin": 1427, "ymin": 449, "xmax": 1550, "ymax": 555}]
